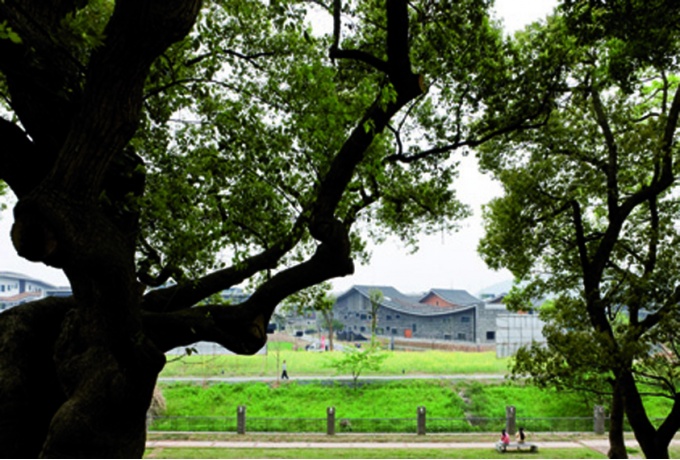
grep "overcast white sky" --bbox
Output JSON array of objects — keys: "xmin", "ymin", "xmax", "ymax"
[{"xmin": 0, "ymin": 0, "xmax": 558, "ymax": 295}]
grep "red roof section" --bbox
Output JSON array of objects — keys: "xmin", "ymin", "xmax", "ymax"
[{"xmin": 0, "ymin": 291, "xmax": 42, "ymax": 303}]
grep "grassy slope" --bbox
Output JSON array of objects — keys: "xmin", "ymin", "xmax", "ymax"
[
  {"xmin": 159, "ymin": 380, "xmax": 601, "ymax": 419},
  {"xmin": 159, "ymin": 348, "xmax": 674, "ymax": 423}
]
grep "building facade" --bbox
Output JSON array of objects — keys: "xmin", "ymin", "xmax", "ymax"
[
  {"xmin": 0, "ymin": 271, "xmax": 72, "ymax": 311},
  {"xmin": 333, "ymin": 285, "xmax": 508, "ymax": 344}
]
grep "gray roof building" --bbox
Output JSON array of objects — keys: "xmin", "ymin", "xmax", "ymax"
[{"xmin": 334, "ymin": 285, "xmax": 507, "ymax": 344}]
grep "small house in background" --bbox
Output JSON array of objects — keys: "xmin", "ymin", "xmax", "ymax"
[
  {"xmin": 0, "ymin": 271, "xmax": 72, "ymax": 311},
  {"xmin": 333, "ymin": 285, "xmax": 508, "ymax": 344}
]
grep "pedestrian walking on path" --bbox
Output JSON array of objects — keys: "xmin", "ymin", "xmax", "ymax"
[{"xmin": 281, "ymin": 360, "xmax": 289, "ymax": 380}]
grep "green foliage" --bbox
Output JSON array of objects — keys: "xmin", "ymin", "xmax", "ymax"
[
  {"xmin": 124, "ymin": 0, "xmax": 513, "ymax": 279},
  {"xmin": 0, "ymin": 181, "xmax": 7, "ymax": 210},
  {"xmin": 562, "ymin": 0, "xmax": 680, "ymax": 91},
  {"xmin": 330, "ymin": 344, "xmax": 387, "ymax": 387},
  {"xmin": 281, "ymin": 283, "xmax": 334, "ymax": 316},
  {"xmin": 0, "ymin": 21, "xmax": 21, "ymax": 44},
  {"xmin": 59, "ymin": 0, "xmax": 113, "ymax": 54},
  {"xmin": 477, "ymin": 2, "xmax": 680, "ymax": 448}
]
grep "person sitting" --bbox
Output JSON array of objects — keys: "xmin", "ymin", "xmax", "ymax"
[
  {"xmin": 516, "ymin": 427, "xmax": 526, "ymax": 444},
  {"xmin": 500, "ymin": 429, "xmax": 510, "ymax": 445}
]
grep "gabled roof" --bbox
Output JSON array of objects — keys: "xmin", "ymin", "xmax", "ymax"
[
  {"xmin": 422, "ymin": 289, "xmax": 483, "ymax": 307},
  {"xmin": 337, "ymin": 285, "xmax": 479, "ymax": 317},
  {"xmin": 345, "ymin": 285, "xmax": 421, "ymax": 303}
]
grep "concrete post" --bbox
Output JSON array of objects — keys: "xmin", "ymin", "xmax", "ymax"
[
  {"xmin": 327, "ymin": 407, "xmax": 336, "ymax": 435},
  {"xmin": 237, "ymin": 405, "xmax": 246, "ymax": 435},
  {"xmin": 506, "ymin": 405, "xmax": 516, "ymax": 435},
  {"xmin": 417, "ymin": 406, "xmax": 426, "ymax": 435},
  {"xmin": 594, "ymin": 405, "xmax": 605, "ymax": 435}
]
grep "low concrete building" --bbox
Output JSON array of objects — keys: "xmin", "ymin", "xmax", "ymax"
[{"xmin": 333, "ymin": 285, "xmax": 508, "ymax": 344}]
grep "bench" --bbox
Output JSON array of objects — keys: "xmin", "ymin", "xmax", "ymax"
[{"xmin": 496, "ymin": 441, "xmax": 539, "ymax": 453}]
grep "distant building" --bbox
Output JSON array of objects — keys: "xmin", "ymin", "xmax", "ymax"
[
  {"xmin": 333, "ymin": 285, "xmax": 508, "ymax": 344},
  {"xmin": 219, "ymin": 287, "xmax": 250, "ymax": 305},
  {"xmin": 495, "ymin": 313, "xmax": 546, "ymax": 358},
  {"xmin": 0, "ymin": 271, "xmax": 72, "ymax": 311},
  {"xmin": 485, "ymin": 292, "xmax": 548, "ymax": 357}
]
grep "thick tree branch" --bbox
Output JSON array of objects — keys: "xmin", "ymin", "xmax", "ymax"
[
  {"xmin": 144, "ymin": 220, "xmax": 353, "ymax": 353},
  {"xmin": 0, "ymin": 1, "xmax": 82, "ymax": 154},
  {"xmin": 46, "ymin": 0, "xmax": 202, "ymax": 197},
  {"xmin": 328, "ymin": 0, "xmax": 388, "ymax": 72},
  {"xmin": 385, "ymin": 117, "xmax": 549, "ymax": 163},
  {"xmin": 145, "ymin": 6, "xmax": 424, "ymax": 314},
  {"xmin": 589, "ymin": 86, "xmax": 679, "ymax": 286},
  {"xmin": 142, "ymin": 218, "xmax": 307, "ymax": 313}
]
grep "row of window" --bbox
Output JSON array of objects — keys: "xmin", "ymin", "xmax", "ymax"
[
  {"xmin": 344, "ymin": 326, "xmax": 496, "ymax": 342},
  {"xmin": 343, "ymin": 313, "xmax": 471, "ymax": 323},
  {"xmin": 0, "ymin": 283, "xmax": 19, "ymax": 293}
]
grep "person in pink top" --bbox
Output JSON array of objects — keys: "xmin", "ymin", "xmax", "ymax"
[{"xmin": 500, "ymin": 429, "xmax": 510, "ymax": 445}]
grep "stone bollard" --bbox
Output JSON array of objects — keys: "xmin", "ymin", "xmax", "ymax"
[
  {"xmin": 417, "ymin": 406, "xmax": 426, "ymax": 435},
  {"xmin": 327, "ymin": 407, "xmax": 336, "ymax": 435},
  {"xmin": 237, "ymin": 405, "xmax": 246, "ymax": 435},
  {"xmin": 506, "ymin": 406, "xmax": 516, "ymax": 435},
  {"xmin": 594, "ymin": 405, "xmax": 605, "ymax": 435}
]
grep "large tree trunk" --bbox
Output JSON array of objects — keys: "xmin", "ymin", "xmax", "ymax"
[
  {"xmin": 6, "ymin": 199, "xmax": 167, "ymax": 457},
  {"xmin": 0, "ymin": 0, "xmax": 426, "ymax": 456},
  {"xmin": 608, "ymin": 382, "xmax": 628, "ymax": 459},
  {"xmin": 0, "ymin": 2, "xmax": 202, "ymax": 454},
  {"xmin": 619, "ymin": 370, "xmax": 679, "ymax": 459},
  {"xmin": 0, "ymin": 299, "xmax": 69, "ymax": 458}
]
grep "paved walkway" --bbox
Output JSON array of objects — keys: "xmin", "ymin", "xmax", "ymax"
[{"xmin": 146, "ymin": 439, "xmax": 680, "ymax": 451}]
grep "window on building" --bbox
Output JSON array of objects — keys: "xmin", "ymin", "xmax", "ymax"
[
  {"xmin": 412, "ymin": 323, "xmax": 417, "ymax": 332},
  {"xmin": 457, "ymin": 333, "xmax": 466, "ymax": 340},
  {"xmin": 386, "ymin": 315, "xmax": 392, "ymax": 320},
  {"xmin": 486, "ymin": 331, "xmax": 496, "ymax": 341},
  {"xmin": 360, "ymin": 314, "xmax": 367, "ymax": 320},
  {"xmin": 396, "ymin": 314, "xmax": 401, "ymax": 319},
  {"xmin": 460, "ymin": 316, "xmax": 470, "ymax": 323},
  {"xmin": 360, "ymin": 326, "xmax": 365, "ymax": 332},
  {"xmin": 444, "ymin": 334, "xmax": 452, "ymax": 340}
]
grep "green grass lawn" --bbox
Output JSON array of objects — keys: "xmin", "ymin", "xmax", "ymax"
[{"xmin": 161, "ymin": 349, "xmax": 509, "ymax": 378}]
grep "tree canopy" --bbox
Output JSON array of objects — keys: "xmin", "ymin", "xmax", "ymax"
[
  {"xmin": 0, "ymin": 0, "xmax": 544, "ymax": 456},
  {"xmin": 479, "ymin": 2, "xmax": 680, "ymax": 457}
]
